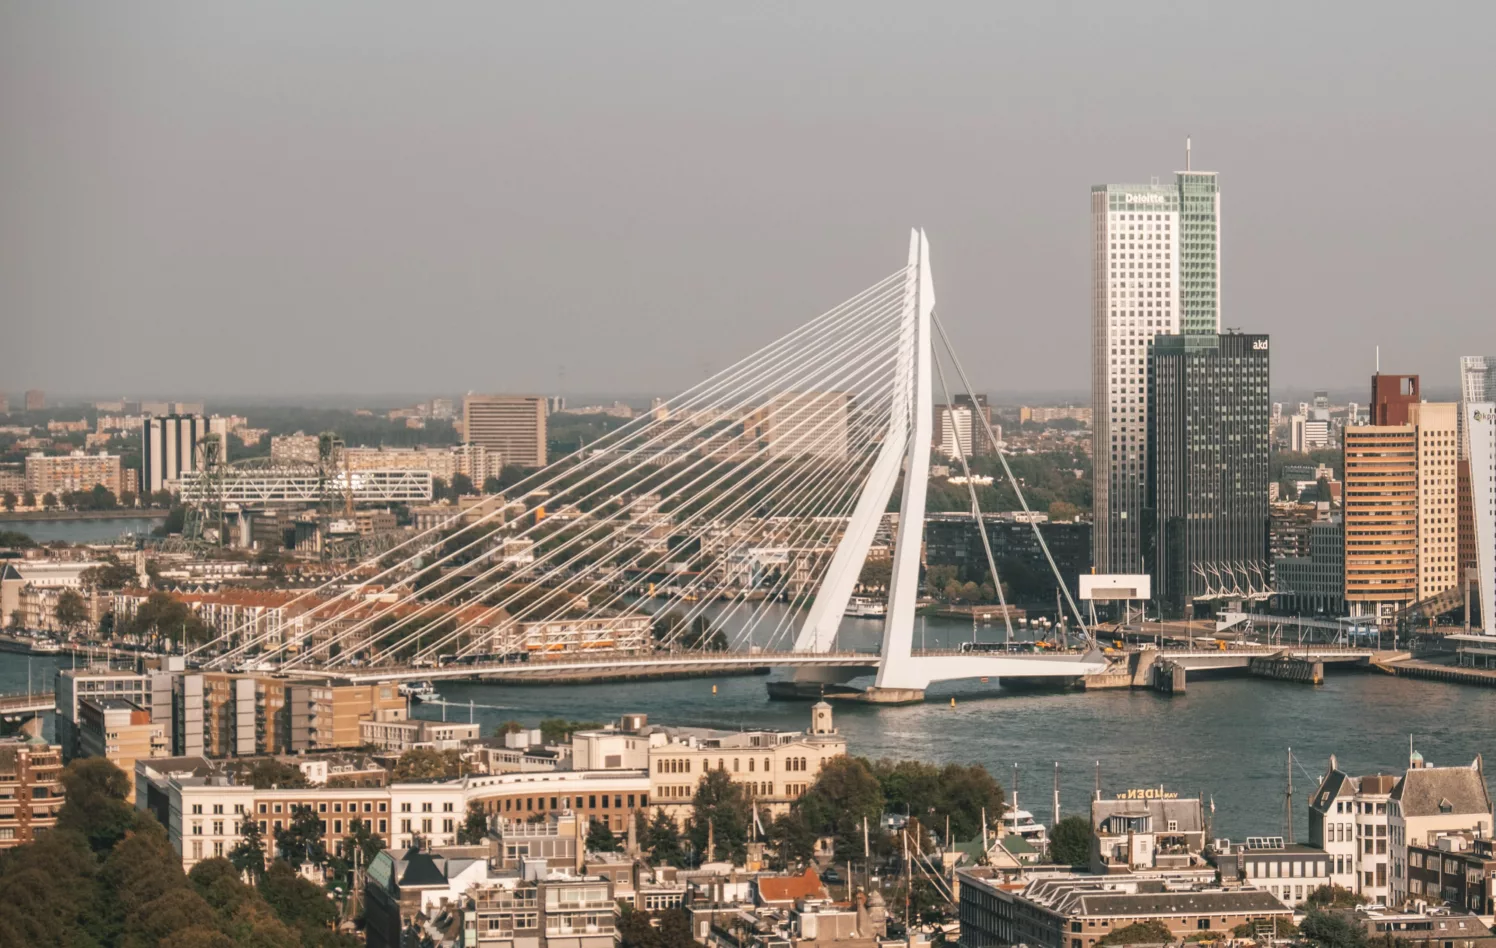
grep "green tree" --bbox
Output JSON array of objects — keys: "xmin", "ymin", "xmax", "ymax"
[
  {"xmin": 1048, "ymin": 815, "xmax": 1094, "ymax": 866},
  {"xmin": 54, "ymin": 588, "xmax": 89, "ymax": 634},
  {"xmin": 57, "ymin": 756, "xmax": 142, "ymax": 853},
  {"xmin": 240, "ymin": 757, "xmax": 309, "ymax": 789},
  {"xmin": 123, "ymin": 590, "xmax": 209, "ymax": 645},
  {"xmin": 1299, "ymin": 910, "xmax": 1368, "ymax": 948},
  {"xmin": 457, "ymin": 803, "xmax": 488, "ymax": 844},
  {"xmin": 273, "ymin": 804, "xmax": 328, "ymax": 867},
  {"xmin": 643, "ymin": 808, "xmax": 686, "ymax": 867},
  {"xmin": 451, "ymin": 473, "xmax": 475, "ymax": 498},
  {"xmin": 41, "ymin": 491, "xmax": 57, "ymax": 510},
  {"xmin": 687, "ymin": 769, "xmax": 752, "ymax": 864},
  {"xmin": 22, "ymin": 490, "xmax": 37, "ymax": 508},
  {"xmin": 258, "ymin": 859, "xmax": 341, "ymax": 937},
  {"xmin": 538, "ymin": 719, "xmax": 600, "ymax": 743},
  {"xmin": 1305, "ymin": 884, "xmax": 1369, "ymax": 910},
  {"xmin": 588, "ymin": 818, "xmax": 621, "ymax": 853},
  {"xmin": 482, "ymin": 476, "xmax": 503, "ymax": 495},
  {"xmin": 393, "ymin": 747, "xmax": 464, "ymax": 781},
  {"xmin": 1, "ymin": 491, "xmax": 14, "ymax": 511},
  {"xmin": 7, "ymin": 608, "xmax": 22, "ymax": 630},
  {"xmin": 228, "ymin": 818, "xmax": 268, "ymax": 881},
  {"xmin": 1048, "ymin": 500, "xmax": 1080, "ymax": 521},
  {"xmin": 81, "ymin": 554, "xmax": 141, "ymax": 590},
  {"xmin": 872, "ymin": 759, "xmax": 941, "ymax": 818},
  {"xmin": 800, "ymin": 755, "xmax": 884, "ymax": 858},
  {"xmin": 1095, "ymin": 919, "xmax": 1173, "ymax": 946},
  {"xmin": 767, "ymin": 809, "xmax": 816, "ymax": 870},
  {"xmin": 935, "ymin": 762, "xmax": 1004, "ymax": 840}
]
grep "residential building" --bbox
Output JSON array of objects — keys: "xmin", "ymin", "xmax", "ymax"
[
  {"xmin": 938, "ymin": 403, "xmax": 975, "ymax": 459},
  {"xmin": 24, "ymin": 450, "xmax": 123, "ymax": 495},
  {"xmin": 1213, "ymin": 839, "xmax": 1332, "ymax": 908},
  {"xmin": 1407, "ymin": 834, "xmax": 1496, "ymax": 914},
  {"xmin": 1146, "ymin": 332, "xmax": 1270, "ymax": 613},
  {"xmin": 360, "ymin": 719, "xmax": 482, "ymax": 752},
  {"xmin": 55, "ymin": 666, "xmax": 153, "ymax": 760},
  {"xmin": 269, "ymin": 432, "xmax": 322, "ymax": 466},
  {"xmin": 77, "ymin": 698, "xmax": 168, "ymax": 802},
  {"xmin": 1022, "ymin": 405, "xmax": 1092, "ymax": 425},
  {"xmin": 1090, "ymin": 795, "xmax": 1208, "ymax": 872},
  {"xmin": 142, "ymin": 414, "xmax": 212, "ymax": 495},
  {"xmin": 463, "ymin": 395, "xmax": 548, "ymax": 468},
  {"xmin": 24, "ymin": 390, "xmax": 44, "ymax": 412},
  {"xmin": 1308, "ymin": 759, "xmax": 1396, "ymax": 901},
  {"xmin": 957, "ymin": 870, "xmax": 1289, "ymax": 948},
  {"xmin": 1091, "ymin": 154, "xmax": 1220, "ymax": 574},
  {"xmin": 1, "ymin": 560, "xmax": 100, "ymax": 632},
  {"xmin": 0, "ymin": 733, "xmax": 65, "ymax": 849},
  {"xmin": 754, "ymin": 391, "xmax": 852, "ymax": 460},
  {"xmin": 1389, "ymin": 755, "xmax": 1494, "ymax": 907}
]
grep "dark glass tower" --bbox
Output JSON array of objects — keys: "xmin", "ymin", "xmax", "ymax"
[{"xmin": 1146, "ymin": 333, "xmax": 1271, "ymax": 615}]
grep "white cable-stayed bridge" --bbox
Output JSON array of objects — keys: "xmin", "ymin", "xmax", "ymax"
[{"xmin": 185, "ymin": 231, "xmax": 1113, "ymax": 701}]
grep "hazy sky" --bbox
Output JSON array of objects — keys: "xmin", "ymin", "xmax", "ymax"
[{"xmin": 3, "ymin": 2, "xmax": 1494, "ymax": 401}]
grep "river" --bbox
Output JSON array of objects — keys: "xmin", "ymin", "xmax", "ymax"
[
  {"xmin": 1, "ymin": 516, "xmax": 163, "ymax": 544},
  {"xmin": 6, "ymin": 616, "xmax": 1493, "ymax": 844}
]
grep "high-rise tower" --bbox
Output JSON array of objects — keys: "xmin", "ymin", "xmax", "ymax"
[{"xmin": 1091, "ymin": 146, "xmax": 1220, "ymax": 573}]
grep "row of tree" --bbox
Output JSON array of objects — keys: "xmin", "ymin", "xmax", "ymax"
[{"xmin": 0, "ymin": 757, "xmax": 353, "ymax": 947}]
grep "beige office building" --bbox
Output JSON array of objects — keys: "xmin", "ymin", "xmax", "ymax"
[
  {"xmin": 1343, "ymin": 401, "xmax": 1460, "ymax": 619},
  {"xmin": 463, "ymin": 396, "xmax": 547, "ymax": 468}
]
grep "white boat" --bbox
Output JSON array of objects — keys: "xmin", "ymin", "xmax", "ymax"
[
  {"xmin": 998, "ymin": 807, "xmax": 1049, "ymax": 852},
  {"xmin": 398, "ymin": 681, "xmax": 437, "ymax": 703},
  {"xmin": 844, "ymin": 596, "xmax": 887, "ymax": 618},
  {"xmin": 30, "ymin": 639, "xmax": 62, "ymax": 654}
]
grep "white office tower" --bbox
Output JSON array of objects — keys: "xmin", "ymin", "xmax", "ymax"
[
  {"xmin": 1465, "ymin": 403, "xmax": 1496, "ymax": 632},
  {"xmin": 1090, "ymin": 149, "xmax": 1220, "ymax": 572},
  {"xmin": 939, "ymin": 404, "xmax": 974, "ymax": 459},
  {"xmin": 1459, "ymin": 357, "xmax": 1496, "ymax": 459}
]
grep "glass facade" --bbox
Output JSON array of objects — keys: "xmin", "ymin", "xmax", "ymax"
[{"xmin": 1146, "ymin": 333, "xmax": 1270, "ymax": 615}]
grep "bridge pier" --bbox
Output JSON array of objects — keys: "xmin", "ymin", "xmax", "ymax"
[
  {"xmin": 1249, "ymin": 654, "xmax": 1324, "ymax": 685},
  {"xmin": 1151, "ymin": 660, "xmax": 1187, "ymax": 695}
]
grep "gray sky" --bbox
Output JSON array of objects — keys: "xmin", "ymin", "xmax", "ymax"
[{"xmin": 3, "ymin": 2, "xmax": 1494, "ymax": 401}]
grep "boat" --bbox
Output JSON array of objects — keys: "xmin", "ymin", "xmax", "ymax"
[
  {"xmin": 844, "ymin": 596, "xmax": 887, "ymax": 618},
  {"xmin": 998, "ymin": 806, "xmax": 1049, "ymax": 853},
  {"xmin": 398, "ymin": 681, "xmax": 437, "ymax": 703},
  {"xmin": 30, "ymin": 639, "xmax": 62, "ymax": 654}
]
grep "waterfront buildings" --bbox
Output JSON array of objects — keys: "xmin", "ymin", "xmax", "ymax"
[
  {"xmin": 1146, "ymin": 332, "xmax": 1270, "ymax": 613},
  {"xmin": 1388, "ymin": 756, "xmax": 1493, "ymax": 907},
  {"xmin": 1090, "ymin": 796, "xmax": 1207, "ymax": 872},
  {"xmin": 1091, "ymin": 155, "xmax": 1220, "ymax": 574},
  {"xmin": 23, "ymin": 450, "xmax": 123, "ymax": 496},
  {"xmin": 1213, "ymin": 841, "xmax": 1332, "ymax": 909},
  {"xmin": 0, "ymin": 733, "xmax": 64, "ymax": 849},
  {"xmin": 463, "ymin": 395, "xmax": 548, "ymax": 468},
  {"xmin": 1308, "ymin": 761, "xmax": 1396, "ymax": 902},
  {"xmin": 1343, "ymin": 375, "xmax": 1460, "ymax": 620}
]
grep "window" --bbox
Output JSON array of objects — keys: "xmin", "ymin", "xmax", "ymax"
[
  {"xmin": 192, "ymin": 804, "xmax": 203, "ymax": 815},
  {"xmin": 212, "ymin": 804, "xmax": 224, "ymax": 815},
  {"xmin": 444, "ymin": 802, "xmax": 454, "ymax": 812}
]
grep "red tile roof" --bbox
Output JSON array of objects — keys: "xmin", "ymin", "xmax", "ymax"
[{"xmin": 756, "ymin": 867, "xmax": 827, "ymax": 904}]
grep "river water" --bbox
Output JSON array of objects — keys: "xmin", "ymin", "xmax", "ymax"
[
  {"xmin": 2, "ymin": 516, "xmax": 163, "ymax": 544},
  {"xmin": 6, "ymin": 608, "xmax": 1493, "ymax": 844}
]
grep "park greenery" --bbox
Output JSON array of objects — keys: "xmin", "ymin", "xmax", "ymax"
[
  {"xmin": 1046, "ymin": 815, "xmax": 1094, "ymax": 866},
  {"xmin": 0, "ymin": 756, "xmax": 355, "ymax": 947}
]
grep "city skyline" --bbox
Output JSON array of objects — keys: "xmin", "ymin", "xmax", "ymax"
[{"xmin": 4, "ymin": 4, "xmax": 1496, "ymax": 398}]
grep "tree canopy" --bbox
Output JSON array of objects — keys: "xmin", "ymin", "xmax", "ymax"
[{"xmin": 1048, "ymin": 815, "xmax": 1094, "ymax": 866}]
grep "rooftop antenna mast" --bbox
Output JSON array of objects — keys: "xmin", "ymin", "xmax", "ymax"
[
  {"xmin": 1053, "ymin": 762, "xmax": 1061, "ymax": 827},
  {"xmin": 1186, "ymin": 136, "xmax": 1192, "ymax": 172}
]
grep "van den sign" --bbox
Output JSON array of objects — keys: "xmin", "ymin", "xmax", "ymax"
[{"xmin": 1117, "ymin": 788, "xmax": 1180, "ymax": 800}]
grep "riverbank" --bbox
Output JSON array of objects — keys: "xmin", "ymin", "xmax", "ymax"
[{"xmin": 0, "ymin": 510, "xmax": 168, "ymax": 523}]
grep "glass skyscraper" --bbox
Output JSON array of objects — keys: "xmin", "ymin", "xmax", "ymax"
[
  {"xmin": 1146, "ymin": 332, "xmax": 1271, "ymax": 615},
  {"xmin": 1091, "ymin": 157, "xmax": 1220, "ymax": 574}
]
